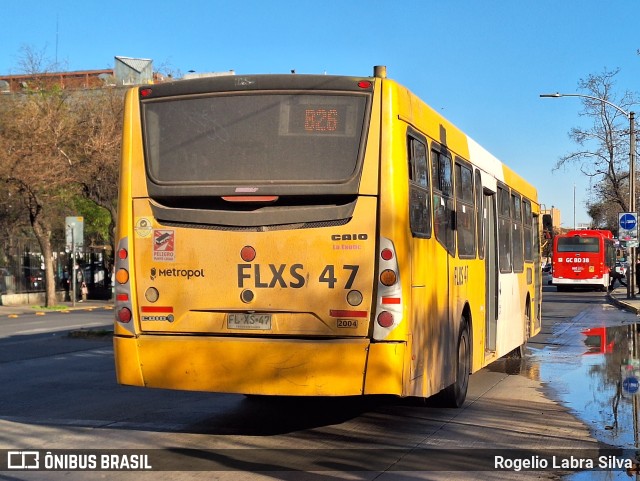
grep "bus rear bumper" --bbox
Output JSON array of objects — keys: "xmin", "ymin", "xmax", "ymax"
[
  {"xmin": 552, "ymin": 276, "xmax": 607, "ymax": 287},
  {"xmin": 114, "ymin": 335, "xmax": 388, "ymax": 396}
]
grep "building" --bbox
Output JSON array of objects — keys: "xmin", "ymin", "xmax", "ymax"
[
  {"xmin": 542, "ymin": 206, "xmax": 561, "ymax": 233},
  {"xmin": 0, "ymin": 56, "xmax": 156, "ymax": 93}
]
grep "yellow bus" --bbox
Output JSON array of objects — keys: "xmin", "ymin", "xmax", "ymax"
[{"xmin": 114, "ymin": 66, "xmax": 541, "ymax": 407}]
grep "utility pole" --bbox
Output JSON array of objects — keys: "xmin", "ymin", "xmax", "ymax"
[{"xmin": 540, "ymin": 93, "xmax": 636, "ymax": 299}]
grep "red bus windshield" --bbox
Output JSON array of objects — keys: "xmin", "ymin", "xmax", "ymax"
[{"xmin": 556, "ymin": 237, "xmax": 600, "ymax": 253}]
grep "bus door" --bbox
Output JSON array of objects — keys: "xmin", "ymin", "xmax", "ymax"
[{"xmin": 484, "ymin": 191, "xmax": 498, "ymax": 352}]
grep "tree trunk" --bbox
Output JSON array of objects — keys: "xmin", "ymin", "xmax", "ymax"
[{"xmin": 31, "ymin": 216, "xmax": 57, "ymax": 307}]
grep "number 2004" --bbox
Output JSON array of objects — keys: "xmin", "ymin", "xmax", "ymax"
[{"xmin": 337, "ymin": 319, "xmax": 358, "ymax": 328}]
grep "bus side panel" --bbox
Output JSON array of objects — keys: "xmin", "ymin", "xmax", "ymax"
[
  {"xmin": 494, "ymin": 275, "xmax": 525, "ymax": 354},
  {"xmin": 371, "ymin": 81, "xmax": 412, "ymax": 397},
  {"xmin": 469, "ymin": 143, "xmax": 540, "ymax": 361},
  {"xmin": 450, "ymin": 258, "xmax": 486, "ymax": 374},
  {"xmin": 401, "ymin": 91, "xmax": 478, "ymax": 395},
  {"xmin": 114, "ymin": 88, "xmax": 143, "ymax": 338},
  {"xmin": 378, "ymin": 82, "xmax": 464, "ymax": 398}
]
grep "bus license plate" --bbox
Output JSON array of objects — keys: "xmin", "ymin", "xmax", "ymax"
[{"xmin": 227, "ymin": 313, "xmax": 272, "ymax": 330}]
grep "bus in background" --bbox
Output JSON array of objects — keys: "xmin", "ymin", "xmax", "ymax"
[
  {"xmin": 552, "ymin": 230, "xmax": 616, "ymax": 291},
  {"xmin": 114, "ymin": 66, "xmax": 542, "ymax": 407}
]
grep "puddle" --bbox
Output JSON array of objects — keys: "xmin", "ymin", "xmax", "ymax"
[
  {"xmin": 489, "ymin": 322, "xmax": 640, "ymax": 480},
  {"xmin": 546, "ymin": 323, "xmax": 640, "ymax": 449}
]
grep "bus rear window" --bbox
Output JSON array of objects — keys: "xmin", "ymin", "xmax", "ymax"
[
  {"xmin": 142, "ymin": 93, "xmax": 368, "ymax": 184},
  {"xmin": 557, "ymin": 237, "xmax": 600, "ymax": 253}
]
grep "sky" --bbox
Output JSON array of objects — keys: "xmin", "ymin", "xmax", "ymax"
[{"xmin": 2, "ymin": 0, "xmax": 640, "ymax": 229}]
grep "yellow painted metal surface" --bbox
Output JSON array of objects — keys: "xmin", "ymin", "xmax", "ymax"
[
  {"xmin": 129, "ymin": 196, "xmax": 377, "ymax": 337},
  {"xmin": 113, "ymin": 336, "xmax": 144, "ymax": 386},
  {"xmin": 121, "ymin": 335, "xmax": 369, "ymax": 396},
  {"xmin": 363, "ymin": 342, "xmax": 405, "ymax": 395}
]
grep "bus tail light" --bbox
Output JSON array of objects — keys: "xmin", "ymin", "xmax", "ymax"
[
  {"xmin": 379, "ymin": 269, "xmax": 397, "ymax": 286},
  {"xmin": 377, "ymin": 311, "xmax": 394, "ymax": 328},
  {"xmin": 118, "ymin": 307, "xmax": 132, "ymax": 323},
  {"xmin": 114, "ymin": 237, "xmax": 135, "ymax": 335},
  {"xmin": 116, "ymin": 268, "xmax": 129, "ymax": 284},
  {"xmin": 373, "ymin": 237, "xmax": 403, "ymax": 340}
]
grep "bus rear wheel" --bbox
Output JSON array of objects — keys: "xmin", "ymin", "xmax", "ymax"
[{"xmin": 440, "ymin": 320, "xmax": 470, "ymax": 408}]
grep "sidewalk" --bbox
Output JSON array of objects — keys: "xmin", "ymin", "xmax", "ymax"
[
  {"xmin": 608, "ymin": 285, "xmax": 640, "ymax": 315},
  {"xmin": 0, "ymin": 299, "xmax": 113, "ymax": 317}
]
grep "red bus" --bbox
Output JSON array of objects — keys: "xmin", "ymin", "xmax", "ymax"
[{"xmin": 552, "ymin": 230, "xmax": 616, "ymax": 291}]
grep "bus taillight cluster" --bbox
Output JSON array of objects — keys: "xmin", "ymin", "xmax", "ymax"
[
  {"xmin": 115, "ymin": 240, "xmax": 134, "ymax": 327},
  {"xmin": 373, "ymin": 238, "xmax": 403, "ymax": 338}
]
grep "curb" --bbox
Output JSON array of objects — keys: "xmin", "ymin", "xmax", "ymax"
[
  {"xmin": 0, "ymin": 302, "xmax": 113, "ymax": 318},
  {"xmin": 607, "ymin": 291, "xmax": 640, "ymax": 315}
]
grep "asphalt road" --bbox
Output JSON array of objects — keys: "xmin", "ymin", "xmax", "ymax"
[{"xmin": 0, "ymin": 289, "xmax": 636, "ymax": 481}]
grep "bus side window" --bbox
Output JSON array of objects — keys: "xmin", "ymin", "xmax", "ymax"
[
  {"xmin": 497, "ymin": 185, "xmax": 512, "ymax": 273},
  {"xmin": 455, "ymin": 160, "xmax": 475, "ymax": 258},
  {"xmin": 432, "ymin": 147, "xmax": 455, "ymax": 254},
  {"xmin": 523, "ymin": 199, "xmax": 533, "ymax": 262},
  {"xmin": 408, "ymin": 134, "xmax": 431, "ymax": 237},
  {"xmin": 511, "ymin": 192, "xmax": 524, "ymax": 273},
  {"xmin": 475, "ymin": 169, "xmax": 484, "ymax": 259}
]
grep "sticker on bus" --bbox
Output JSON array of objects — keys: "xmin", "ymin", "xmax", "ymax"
[
  {"xmin": 153, "ymin": 230, "xmax": 175, "ymax": 262},
  {"xmin": 134, "ymin": 217, "xmax": 152, "ymax": 238}
]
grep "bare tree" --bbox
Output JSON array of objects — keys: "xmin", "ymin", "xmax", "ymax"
[
  {"xmin": 553, "ymin": 68, "xmax": 639, "ymax": 215},
  {"xmin": 15, "ymin": 44, "xmax": 58, "ymax": 75},
  {"xmin": 154, "ymin": 59, "xmax": 183, "ymax": 81}
]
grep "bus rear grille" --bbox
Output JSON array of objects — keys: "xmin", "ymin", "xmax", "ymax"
[{"xmin": 158, "ymin": 218, "xmax": 350, "ymax": 232}]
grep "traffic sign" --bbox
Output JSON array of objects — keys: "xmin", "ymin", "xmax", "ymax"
[
  {"xmin": 620, "ymin": 213, "xmax": 637, "ymax": 230},
  {"xmin": 619, "ymin": 212, "xmax": 638, "ymax": 242},
  {"xmin": 65, "ymin": 216, "xmax": 84, "ymax": 250},
  {"xmin": 622, "ymin": 376, "xmax": 639, "ymax": 394}
]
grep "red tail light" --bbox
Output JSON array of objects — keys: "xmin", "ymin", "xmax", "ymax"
[
  {"xmin": 118, "ymin": 308, "xmax": 132, "ymax": 323},
  {"xmin": 373, "ymin": 237, "xmax": 403, "ymax": 340},
  {"xmin": 114, "ymin": 237, "xmax": 135, "ymax": 335}
]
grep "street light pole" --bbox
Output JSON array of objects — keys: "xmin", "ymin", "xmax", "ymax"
[
  {"xmin": 540, "ymin": 92, "xmax": 636, "ymax": 299},
  {"xmin": 70, "ymin": 223, "xmax": 76, "ymax": 308},
  {"xmin": 630, "ymin": 111, "xmax": 636, "ymax": 297}
]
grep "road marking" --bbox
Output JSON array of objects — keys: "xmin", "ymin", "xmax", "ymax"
[{"xmin": 11, "ymin": 323, "xmax": 112, "ymax": 336}]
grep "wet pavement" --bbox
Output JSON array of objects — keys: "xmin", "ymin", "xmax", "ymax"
[
  {"xmin": 563, "ymin": 287, "xmax": 640, "ymax": 480},
  {"xmin": 490, "ymin": 286, "xmax": 640, "ymax": 480}
]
